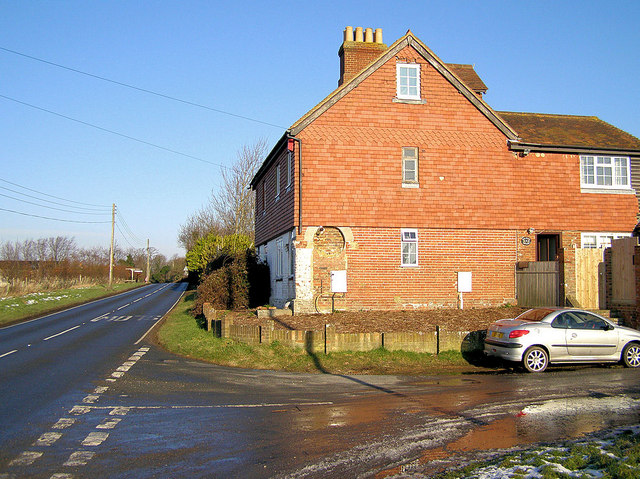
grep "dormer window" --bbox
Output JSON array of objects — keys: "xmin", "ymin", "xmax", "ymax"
[{"xmin": 396, "ymin": 63, "xmax": 420, "ymax": 100}]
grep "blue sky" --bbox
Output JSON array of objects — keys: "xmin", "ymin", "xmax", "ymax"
[{"xmin": 1, "ymin": 0, "xmax": 639, "ymax": 258}]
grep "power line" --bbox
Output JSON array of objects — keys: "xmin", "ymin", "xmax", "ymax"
[
  {"xmin": 0, "ymin": 191, "xmax": 111, "ymax": 215},
  {"xmin": 115, "ymin": 222, "xmax": 141, "ymax": 250},
  {"xmin": 0, "ymin": 176, "xmax": 111, "ymax": 208},
  {"xmin": 0, "ymin": 94, "xmax": 228, "ymax": 168},
  {"xmin": 0, "ymin": 45, "xmax": 287, "ymax": 130},
  {"xmin": 115, "ymin": 207, "xmax": 145, "ymax": 245},
  {"xmin": 0, "ymin": 185, "xmax": 110, "ymax": 212},
  {"xmin": 0, "ymin": 206, "xmax": 111, "ymax": 223}
]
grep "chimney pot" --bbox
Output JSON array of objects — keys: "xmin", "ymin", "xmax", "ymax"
[
  {"xmin": 374, "ymin": 28, "xmax": 383, "ymax": 43},
  {"xmin": 344, "ymin": 26, "xmax": 353, "ymax": 42},
  {"xmin": 355, "ymin": 26, "xmax": 363, "ymax": 42},
  {"xmin": 365, "ymin": 27, "xmax": 373, "ymax": 42}
]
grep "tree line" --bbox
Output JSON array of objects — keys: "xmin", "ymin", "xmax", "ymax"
[{"xmin": 0, "ymin": 235, "xmax": 186, "ymax": 293}]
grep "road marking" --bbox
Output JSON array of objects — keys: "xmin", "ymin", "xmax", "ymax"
[
  {"xmin": 109, "ymin": 407, "xmax": 131, "ymax": 416},
  {"xmin": 44, "ymin": 325, "xmax": 81, "ymax": 341},
  {"xmin": 52, "ymin": 418, "xmax": 76, "ymax": 429},
  {"xmin": 69, "ymin": 405, "xmax": 91, "ymax": 415},
  {"xmin": 133, "ymin": 298, "xmax": 142, "ymax": 303},
  {"xmin": 64, "ymin": 451, "xmax": 94, "ymax": 466},
  {"xmin": 96, "ymin": 417, "xmax": 122, "ymax": 429},
  {"xmin": 94, "ymin": 386, "xmax": 109, "ymax": 394},
  {"xmin": 34, "ymin": 432, "xmax": 62, "ymax": 446},
  {"xmin": 116, "ymin": 304, "xmax": 129, "ymax": 311},
  {"xmin": 82, "ymin": 432, "xmax": 109, "ymax": 446},
  {"xmin": 82, "ymin": 395, "xmax": 100, "ymax": 404},
  {"xmin": 9, "ymin": 451, "xmax": 43, "ymax": 466},
  {"xmin": 0, "ymin": 349, "xmax": 18, "ymax": 359},
  {"xmin": 50, "ymin": 473, "xmax": 74, "ymax": 478},
  {"xmin": 135, "ymin": 291, "xmax": 185, "ymax": 345},
  {"xmin": 90, "ymin": 314, "xmax": 108, "ymax": 322},
  {"xmin": 111, "ymin": 371, "xmax": 124, "ymax": 378}
]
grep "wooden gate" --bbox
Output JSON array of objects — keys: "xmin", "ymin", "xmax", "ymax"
[
  {"xmin": 516, "ymin": 261, "xmax": 560, "ymax": 307},
  {"xmin": 573, "ymin": 249, "xmax": 605, "ymax": 309}
]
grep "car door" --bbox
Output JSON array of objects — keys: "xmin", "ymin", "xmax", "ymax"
[{"xmin": 565, "ymin": 311, "xmax": 618, "ymax": 357}]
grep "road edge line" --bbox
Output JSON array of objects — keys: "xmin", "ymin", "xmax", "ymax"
[{"xmin": 134, "ymin": 290, "xmax": 186, "ymax": 345}]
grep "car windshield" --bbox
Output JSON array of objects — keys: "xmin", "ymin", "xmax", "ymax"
[{"xmin": 516, "ymin": 308, "xmax": 555, "ymax": 322}]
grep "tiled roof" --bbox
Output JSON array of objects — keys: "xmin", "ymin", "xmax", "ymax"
[
  {"xmin": 497, "ymin": 111, "xmax": 640, "ymax": 151},
  {"xmin": 446, "ymin": 64, "xmax": 487, "ymax": 93}
]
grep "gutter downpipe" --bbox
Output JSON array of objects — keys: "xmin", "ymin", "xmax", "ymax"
[{"xmin": 287, "ymin": 133, "xmax": 303, "ymax": 235}]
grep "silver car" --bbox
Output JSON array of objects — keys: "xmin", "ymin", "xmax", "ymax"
[{"xmin": 484, "ymin": 308, "xmax": 640, "ymax": 372}]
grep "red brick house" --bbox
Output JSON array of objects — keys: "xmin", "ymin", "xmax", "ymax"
[{"xmin": 250, "ymin": 27, "xmax": 640, "ymax": 313}]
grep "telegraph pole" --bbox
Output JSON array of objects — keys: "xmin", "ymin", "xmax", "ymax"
[
  {"xmin": 145, "ymin": 239, "xmax": 150, "ymax": 283},
  {"xmin": 108, "ymin": 203, "xmax": 115, "ymax": 287}
]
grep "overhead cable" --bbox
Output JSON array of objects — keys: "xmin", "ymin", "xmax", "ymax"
[
  {"xmin": 0, "ymin": 191, "xmax": 111, "ymax": 215},
  {"xmin": 0, "ymin": 206, "xmax": 111, "ymax": 223},
  {"xmin": 0, "ymin": 94, "xmax": 228, "ymax": 168},
  {"xmin": 0, "ymin": 176, "xmax": 111, "ymax": 208},
  {"xmin": 0, "ymin": 45, "xmax": 287, "ymax": 130},
  {"xmin": 0, "ymin": 185, "xmax": 110, "ymax": 212}
]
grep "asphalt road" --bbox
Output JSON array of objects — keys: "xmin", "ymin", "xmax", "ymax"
[
  {"xmin": 1, "ymin": 284, "xmax": 639, "ymax": 478},
  {"xmin": 0, "ymin": 282, "xmax": 186, "ymax": 474}
]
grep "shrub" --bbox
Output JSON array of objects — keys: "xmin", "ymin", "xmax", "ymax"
[{"xmin": 192, "ymin": 250, "xmax": 270, "ymax": 317}]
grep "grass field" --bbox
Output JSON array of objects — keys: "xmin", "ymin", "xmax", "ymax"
[{"xmin": 0, "ymin": 282, "xmax": 143, "ymax": 327}]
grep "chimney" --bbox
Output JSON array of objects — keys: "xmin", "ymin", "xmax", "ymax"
[{"xmin": 338, "ymin": 26, "xmax": 387, "ymax": 86}]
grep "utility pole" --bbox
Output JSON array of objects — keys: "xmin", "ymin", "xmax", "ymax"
[
  {"xmin": 145, "ymin": 239, "xmax": 150, "ymax": 283},
  {"xmin": 108, "ymin": 203, "xmax": 115, "ymax": 287}
]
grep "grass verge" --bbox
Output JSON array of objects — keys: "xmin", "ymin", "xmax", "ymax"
[
  {"xmin": 0, "ymin": 282, "xmax": 144, "ymax": 327},
  {"xmin": 156, "ymin": 292, "xmax": 478, "ymax": 375}
]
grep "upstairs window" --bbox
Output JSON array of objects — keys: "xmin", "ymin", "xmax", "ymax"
[
  {"xmin": 262, "ymin": 182, "xmax": 266, "ymax": 213},
  {"xmin": 402, "ymin": 147, "xmax": 419, "ymax": 186},
  {"xmin": 286, "ymin": 151, "xmax": 292, "ymax": 187},
  {"xmin": 580, "ymin": 156, "xmax": 630, "ymax": 189},
  {"xmin": 396, "ymin": 63, "xmax": 420, "ymax": 100},
  {"xmin": 401, "ymin": 228, "xmax": 418, "ymax": 267},
  {"xmin": 275, "ymin": 165, "xmax": 281, "ymax": 199}
]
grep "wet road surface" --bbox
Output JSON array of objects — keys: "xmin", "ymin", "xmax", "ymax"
[{"xmin": 2, "ymin": 335, "xmax": 638, "ymax": 478}]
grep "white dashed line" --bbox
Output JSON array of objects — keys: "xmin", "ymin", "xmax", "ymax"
[
  {"xmin": 50, "ymin": 473, "xmax": 74, "ymax": 478},
  {"xmin": 82, "ymin": 432, "xmax": 109, "ymax": 447},
  {"xmin": 109, "ymin": 407, "xmax": 131, "ymax": 416},
  {"xmin": 64, "ymin": 451, "xmax": 94, "ymax": 466},
  {"xmin": 34, "ymin": 432, "xmax": 62, "ymax": 446},
  {"xmin": 133, "ymin": 298, "xmax": 142, "ymax": 303},
  {"xmin": 96, "ymin": 417, "xmax": 122, "ymax": 429},
  {"xmin": 69, "ymin": 406, "xmax": 91, "ymax": 415},
  {"xmin": 116, "ymin": 304, "xmax": 129, "ymax": 311},
  {"xmin": 43, "ymin": 325, "xmax": 81, "ymax": 341},
  {"xmin": 0, "ymin": 349, "xmax": 18, "ymax": 359},
  {"xmin": 52, "ymin": 418, "xmax": 76, "ymax": 429},
  {"xmin": 9, "ymin": 451, "xmax": 43, "ymax": 466}
]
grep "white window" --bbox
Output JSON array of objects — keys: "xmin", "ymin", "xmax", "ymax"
[
  {"xmin": 402, "ymin": 147, "xmax": 419, "ymax": 186},
  {"xmin": 401, "ymin": 228, "xmax": 418, "ymax": 266},
  {"xmin": 262, "ymin": 183, "xmax": 266, "ymax": 213},
  {"xmin": 397, "ymin": 63, "xmax": 420, "ymax": 100},
  {"xmin": 580, "ymin": 156, "xmax": 631, "ymax": 189},
  {"xmin": 275, "ymin": 165, "xmax": 281, "ymax": 198},
  {"xmin": 287, "ymin": 151, "xmax": 292, "ymax": 187},
  {"xmin": 581, "ymin": 232, "xmax": 631, "ymax": 248}
]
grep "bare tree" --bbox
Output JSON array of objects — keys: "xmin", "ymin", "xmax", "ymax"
[
  {"xmin": 47, "ymin": 236, "xmax": 77, "ymax": 262},
  {"xmin": 178, "ymin": 138, "xmax": 266, "ymax": 251}
]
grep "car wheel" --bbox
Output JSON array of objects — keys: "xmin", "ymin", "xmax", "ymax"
[
  {"xmin": 622, "ymin": 343, "xmax": 640, "ymax": 368},
  {"xmin": 523, "ymin": 346, "xmax": 548, "ymax": 373}
]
